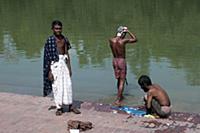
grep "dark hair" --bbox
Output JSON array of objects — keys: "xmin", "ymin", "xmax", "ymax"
[
  {"xmin": 138, "ymin": 75, "xmax": 152, "ymax": 88},
  {"xmin": 51, "ymin": 20, "xmax": 62, "ymax": 29}
]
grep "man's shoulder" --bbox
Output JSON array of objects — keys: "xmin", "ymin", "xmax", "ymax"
[
  {"xmin": 109, "ymin": 37, "xmax": 117, "ymax": 43},
  {"xmin": 46, "ymin": 35, "xmax": 55, "ymax": 41},
  {"xmin": 150, "ymin": 84, "xmax": 164, "ymax": 94},
  {"xmin": 153, "ymin": 84, "xmax": 163, "ymax": 90},
  {"xmin": 149, "ymin": 85, "xmax": 158, "ymax": 92},
  {"xmin": 45, "ymin": 35, "xmax": 55, "ymax": 44}
]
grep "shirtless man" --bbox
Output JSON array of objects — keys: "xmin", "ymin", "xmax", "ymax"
[
  {"xmin": 109, "ymin": 26, "xmax": 137, "ymax": 105},
  {"xmin": 43, "ymin": 20, "xmax": 80, "ymax": 115},
  {"xmin": 138, "ymin": 75, "xmax": 171, "ymax": 118}
]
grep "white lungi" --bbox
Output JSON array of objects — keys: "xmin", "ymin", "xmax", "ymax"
[{"xmin": 51, "ymin": 55, "xmax": 72, "ymax": 109}]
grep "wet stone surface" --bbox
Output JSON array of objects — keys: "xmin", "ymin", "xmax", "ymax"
[{"xmin": 0, "ymin": 92, "xmax": 200, "ymax": 133}]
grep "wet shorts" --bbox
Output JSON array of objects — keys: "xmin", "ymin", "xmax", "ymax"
[
  {"xmin": 112, "ymin": 58, "xmax": 127, "ymax": 79},
  {"xmin": 151, "ymin": 99, "xmax": 171, "ymax": 118}
]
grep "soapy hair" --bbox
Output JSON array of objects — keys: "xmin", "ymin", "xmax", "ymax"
[{"xmin": 116, "ymin": 26, "xmax": 127, "ymax": 37}]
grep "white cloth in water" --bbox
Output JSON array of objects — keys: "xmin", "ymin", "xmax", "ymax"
[{"xmin": 51, "ymin": 54, "xmax": 72, "ymax": 109}]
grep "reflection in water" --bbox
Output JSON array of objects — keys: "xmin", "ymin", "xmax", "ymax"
[
  {"xmin": 2, "ymin": 31, "xmax": 19, "ymax": 62},
  {"xmin": 75, "ymin": 40, "xmax": 91, "ymax": 68},
  {"xmin": 0, "ymin": 0, "xmax": 200, "ymax": 112},
  {"xmin": 2, "ymin": 32, "xmax": 25, "ymax": 63}
]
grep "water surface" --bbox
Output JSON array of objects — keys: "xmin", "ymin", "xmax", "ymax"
[{"xmin": 0, "ymin": 0, "xmax": 200, "ymax": 113}]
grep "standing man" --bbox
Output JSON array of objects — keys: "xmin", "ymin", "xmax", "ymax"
[
  {"xmin": 109, "ymin": 26, "xmax": 137, "ymax": 105},
  {"xmin": 43, "ymin": 20, "xmax": 80, "ymax": 115}
]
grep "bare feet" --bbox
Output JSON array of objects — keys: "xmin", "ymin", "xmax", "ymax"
[
  {"xmin": 113, "ymin": 99, "xmax": 122, "ymax": 107},
  {"xmin": 70, "ymin": 108, "xmax": 81, "ymax": 114},
  {"xmin": 113, "ymin": 96, "xmax": 124, "ymax": 106},
  {"xmin": 114, "ymin": 100, "xmax": 121, "ymax": 106},
  {"xmin": 48, "ymin": 105, "xmax": 56, "ymax": 110},
  {"xmin": 56, "ymin": 108, "xmax": 63, "ymax": 116}
]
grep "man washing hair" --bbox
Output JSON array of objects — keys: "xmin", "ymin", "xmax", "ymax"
[{"xmin": 109, "ymin": 26, "xmax": 137, "ymax": 105}]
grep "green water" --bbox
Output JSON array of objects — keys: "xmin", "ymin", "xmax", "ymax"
[{"xmin": 0, "ymin": 0, "xmax": 200, "ymax": 113}]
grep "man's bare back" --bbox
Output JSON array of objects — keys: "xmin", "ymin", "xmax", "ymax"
[
  {"xmin": 148, "ymin": 84, "xmax": 171, "ymax": 106},
  {"xmin": 109, "ymin": 38, "xmax": 126, "ymax": 58}
]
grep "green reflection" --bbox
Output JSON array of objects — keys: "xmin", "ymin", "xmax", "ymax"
[{"xmin": 0, "ymin": 0, "xmax": 200, "ymax": 86}]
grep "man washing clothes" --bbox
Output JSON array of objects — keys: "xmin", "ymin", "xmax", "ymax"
[
  {"xmin": 109, "ymin": 26, "xmax": 137, "ymax": 105},
  {"xmin": 43, "ymin": 20, "xmax": 80, "ymax": 115},
  {"xmin": 138, "ymin": 75, "xmax": 172, "ymax": 118}
]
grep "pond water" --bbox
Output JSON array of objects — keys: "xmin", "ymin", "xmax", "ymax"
[{"xmin": 0, "ymin": 0, "xmax": 200, "ymax": 113}]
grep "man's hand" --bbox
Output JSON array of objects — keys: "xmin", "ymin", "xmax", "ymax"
[
  {"xmin": 48, "ymin": 71, "xmax": 54, "ymax": 81},
  {"xmin": 123, "ymin": 27, "xmax": 128, "ymax": 33}
]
